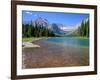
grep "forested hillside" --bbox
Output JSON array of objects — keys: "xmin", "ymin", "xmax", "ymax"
[
  {"xmin": 22, "ymin": 17, "xmax": 89, "ymax": 38},
  {"xmin": 76, "ymin": 19, "xmax": 89, "ymax": 37},
  {"xmin": 22, "ymin": 22, "xmax": 55, "ymax": 37}
]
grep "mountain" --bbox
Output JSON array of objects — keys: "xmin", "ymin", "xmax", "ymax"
[
  {"xmin": 66, "ymin": 18, "xmax": 89, "ymax": 36},
  {"xmin": 51, "ymin": 23, "xmax": 64, "ymax": 35},
  {"xmin": 32, "ymin": 17, "xmax": 64, "ymax": 35},
  {"xmin": 33, "ymin": 17, "xmax": 49, "ymax": 28},
  {"xmin": 23, "ymin": 17, "xmax": 89, "ymax": 37}
]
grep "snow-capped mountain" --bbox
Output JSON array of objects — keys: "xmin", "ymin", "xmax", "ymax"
[{"xmin": 33, "ymin": 17, "xmax": 49, "ymax": 28}]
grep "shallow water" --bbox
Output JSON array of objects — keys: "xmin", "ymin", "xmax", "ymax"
[
  {"xmin": 22, "ymin": 37, "xmax": 89, "ymax": 69},
  {"xmin": 45, "ymin": 37, "xmax": 89, "ymax": 48}
]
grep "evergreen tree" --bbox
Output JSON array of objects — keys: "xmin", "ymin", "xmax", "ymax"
[
  {"xmin": 22, "ymin": 21, "xmax": 56, "ymax": 38},
  {"xmin": 77, "ymin": 19, "xmax": 89, "ymax": 37}
]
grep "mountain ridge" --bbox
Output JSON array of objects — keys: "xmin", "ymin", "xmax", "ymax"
[{"xmin": 23, "ymin": 17, "xmax": 89, "ymax": 36}]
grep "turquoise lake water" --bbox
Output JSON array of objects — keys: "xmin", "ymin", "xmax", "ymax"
[{"xmin": 45, "ymin": 37, "xmax": 89, "ymax": 48}]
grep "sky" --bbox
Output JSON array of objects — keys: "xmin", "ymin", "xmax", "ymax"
[{"xmin": 22, "ymin": 10, "xmax": 89, "ymax": 27}]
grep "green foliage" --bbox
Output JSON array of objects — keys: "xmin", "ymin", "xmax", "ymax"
[
  {"xmin": 77, "ymin": 19, "xmax": 89, "ymax": 37},
  {"xmin": 22, "ymin": 22, "xmax": 56, "ymax": 38},
  {"xmin": 22, "ymin": 37, "xmax": 43, "ymax": 42}
]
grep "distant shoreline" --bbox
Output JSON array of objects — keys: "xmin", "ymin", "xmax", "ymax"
[{"xmin": 22, "ymin": 36, "xmax": 89, "ymax": 42}]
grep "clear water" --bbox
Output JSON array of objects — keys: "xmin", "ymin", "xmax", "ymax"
[{"xmin": 45, "ymin": 37, "xmax": 89, "ymax": 48}]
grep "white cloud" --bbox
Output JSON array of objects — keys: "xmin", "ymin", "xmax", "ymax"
[{"xmin": 26, "ymin": 11, "xmax": 32, "ymax": 15}]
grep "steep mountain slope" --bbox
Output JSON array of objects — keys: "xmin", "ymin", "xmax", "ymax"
[{"xmin": 33, "ymin": 17, "xmax": 49, "ymax": 27}]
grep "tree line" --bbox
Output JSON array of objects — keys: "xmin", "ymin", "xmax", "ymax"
[
  {"xmin": 77, "ymin": 19, "xmax": 89, "ymax": 37},
  {"xmin": 22, "ymin": 22, "xmax": 55, "ymax": 38}
]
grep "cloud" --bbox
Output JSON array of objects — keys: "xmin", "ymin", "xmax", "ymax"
[{"xmin": 26, "ymin": 11, "xmax": 32, "ymax": 15}]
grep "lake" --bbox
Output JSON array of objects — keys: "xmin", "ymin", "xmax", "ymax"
[
  {"xmin": 22, "ymin": 37, "xmax": 89, "ymax": 68},
  {"xmin": 45, "ymin": 37, "xmax": 89, "ymax": 48}
]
